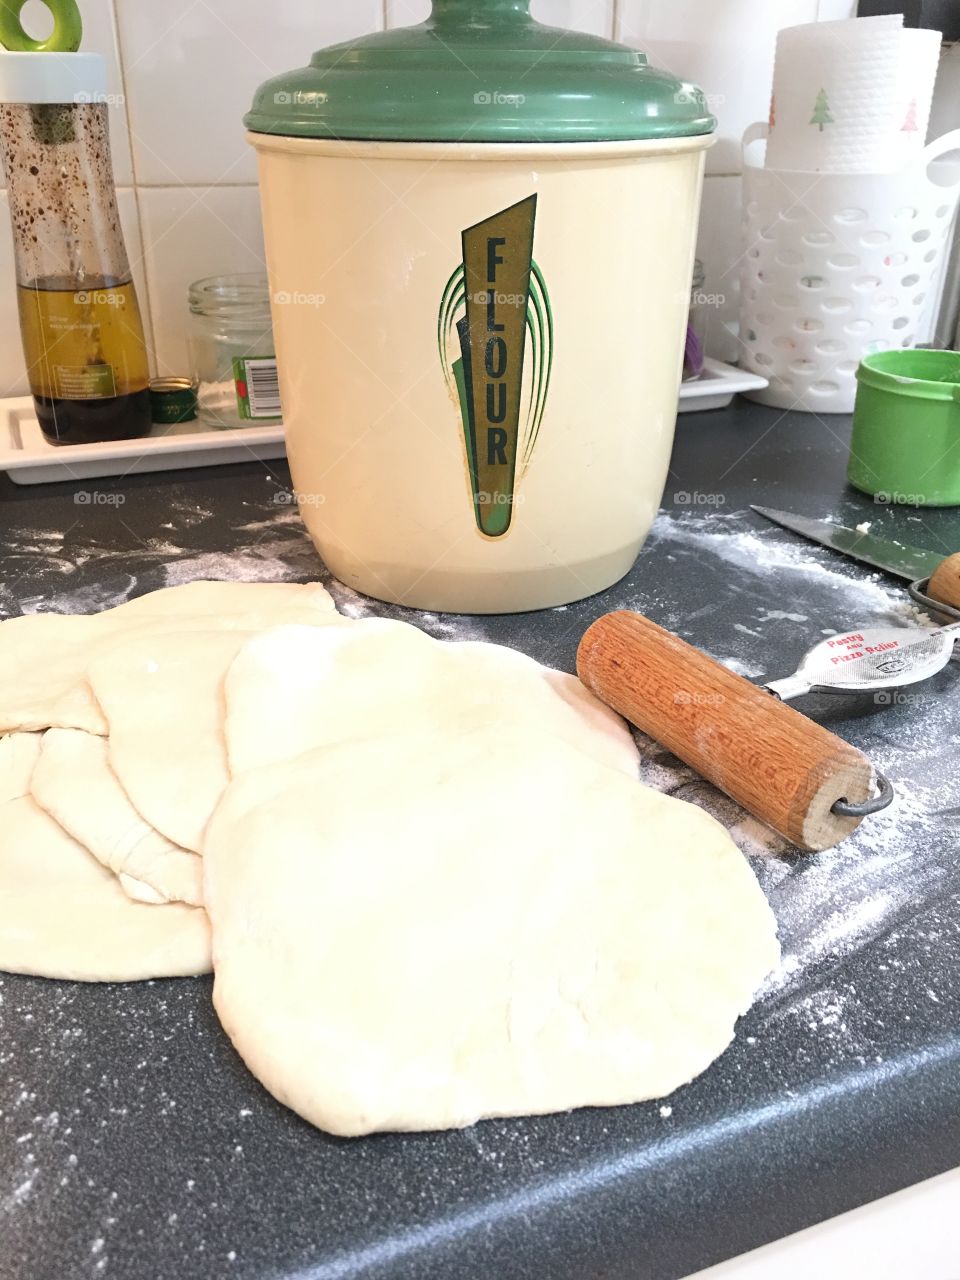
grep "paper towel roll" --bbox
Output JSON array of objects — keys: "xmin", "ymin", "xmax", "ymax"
[
  {"xmin": 890, "ymin": 28, "xmax": 943, "ymax": 167},
  {"xmin": 765, "ymin": 15, "xmax": 942, "ymax": 174}
]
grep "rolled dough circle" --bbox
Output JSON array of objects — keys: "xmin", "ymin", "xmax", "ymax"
[{"xmin": 204, "ymin": 726, "xmax": 779, "ymax": 1136}]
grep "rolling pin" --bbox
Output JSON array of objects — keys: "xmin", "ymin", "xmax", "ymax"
[
  {"xmin": 577, "ymin": 612, "xmax": 880, "ymax": 853},
  {"xmin": 928, "ymin": 553, "xmax": 960, "ymax": 614}
]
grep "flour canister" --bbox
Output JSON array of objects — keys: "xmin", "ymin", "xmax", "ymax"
[{"xmin": 246, "ymin": 0, "xmax": 715, "ymax": 613}]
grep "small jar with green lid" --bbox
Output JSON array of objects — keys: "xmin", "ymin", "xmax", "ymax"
[{"xmin": 246, "ymin": 0, "xmax": 715, "ymax": 612}]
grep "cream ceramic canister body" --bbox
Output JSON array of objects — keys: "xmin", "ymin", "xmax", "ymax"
[{"xmin": 250, "ymin": 135, "xmax": 709, "ymax": 613}]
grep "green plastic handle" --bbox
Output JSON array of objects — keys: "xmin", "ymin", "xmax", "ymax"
[{"xmin": 0, "ymin": 0, "xmax": 82, "ymax": 52}]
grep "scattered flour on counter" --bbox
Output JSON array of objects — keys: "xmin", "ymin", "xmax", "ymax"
[
  {"xmin": 647, "ymin": 513, "xmax": 906, "ymax": 617},
  {"xmin": 235, "ymin": 510, "xmax": 304, "ymax": 535},
  {"xmin": 325, "ymin": 582, "xmax": 379, "ymax": 619},
  {"xmin": 2, "ymin": 1166, "xmax": 37, "ymax": 1211},
  {"xmin": 642, "ymin": 511, "xmax": 950, "ymax": 713},
  {"xmin": 758, "ymin": 609, "xmax": 808, "ymax": 623},
  {"xmin": 417, "ymin": 613, "xmax": 489, "ymax": 642},
  {"xmin": 891, "ymin": 599, "xmax": 939, "ymax": 628},
  {"xmin": 633, "ymin": 694, "xmax": 955, "ymax": 1026},
  {"xmin": 0, "ymin": 504, "xmax": 324, "ymax": 619},
  {"xmin": 718, "ymin": 656, "xmax": 765, "ymax": 679},
  {"xmin": 13, "ymin": 579, "xmax": 138, "ymax": 617},
  {"xmin": 160, "ymin": 551, "xmax": 304, "ymax": 587},
  {"xmin": 3, "ymin": 500, "xmax": 955, "ymax": 1064},
  {"xmin": 324, "ymin": 590, "xmax": 490, "ymax": 642},
  {"xmin": 3, "ymin": 502, "xmax": 495, "ymax": 650}
]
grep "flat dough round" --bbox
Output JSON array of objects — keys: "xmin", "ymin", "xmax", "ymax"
[
  {"xmin": 204, "ymin": 727, "xmax": 778, "ymax": 1136},
  {"xmin": 86, "ymin": 632, "xmax": 251, "ymax": 853},
  {"xmin": 225, "ymin": 620, "xmax": 639, "ymax": 778},
  {"xmin": 0, "ymin": 734, "xmax": 210, "ymax": 981},
  {"xmin": 31, "ymin": 729, "xmax": 203, "ymax": 906},
  {"xmin": 0, "ymin": 730, "xmax": 42, "ymax": 803},
  {"xmin": 0, "ymin": 580, "xmax": 335, "ymax": 735},
  {"xmin": 86, "ymin": 616, "xmax": 346, "ymax": 853}
]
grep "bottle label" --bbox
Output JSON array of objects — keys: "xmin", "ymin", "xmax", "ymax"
[
  {"xmin": 232, "ymin": 357, "xmax": 282, "ymax": 420},
  {"xmin": 53, "ymin": 363, "xmax": 117, "ymax": 400}
]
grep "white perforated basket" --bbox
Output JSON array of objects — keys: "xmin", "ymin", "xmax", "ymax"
[{"xmin": 738, "ymin": 124, "xmax": 960, "ymax": 413}]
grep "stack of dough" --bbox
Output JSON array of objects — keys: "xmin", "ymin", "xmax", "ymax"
[{"xmin": 0, "ymin": 580, "xmax": 779, "ymax": 1135}]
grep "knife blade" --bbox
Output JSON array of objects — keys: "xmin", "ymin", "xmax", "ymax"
[{"xmin": 750, "ymin": 506, "xmax": 944, "ymax": 583}]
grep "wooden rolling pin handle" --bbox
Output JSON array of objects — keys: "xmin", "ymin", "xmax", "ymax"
[
  {"xmin": 928, "ymin": 553, "xmax": 960, "ymax": 613},
  {"xmin": 577, "ymin": 611, "xmax": 874, "ymax": 853}
]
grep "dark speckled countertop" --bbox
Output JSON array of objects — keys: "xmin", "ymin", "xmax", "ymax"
[{"xmin": 1, "ymin": 399, "xmax": 959, "ymax": 1280}]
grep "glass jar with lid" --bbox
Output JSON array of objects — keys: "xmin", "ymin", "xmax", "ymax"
[{"xmin": 187, "ymin": 274, "xmax": 281, "ymax": 428}]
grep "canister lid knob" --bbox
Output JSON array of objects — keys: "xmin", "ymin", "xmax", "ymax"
[{"xmin": 430, "ymin": 0, "xmax": 531, "ymax": 23}]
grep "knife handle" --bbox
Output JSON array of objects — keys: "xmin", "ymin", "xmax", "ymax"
[
  {"xmin": 577, "ymin": 611, "xmax": 873, "ymax": 853},
  {"xmin": 928, "ymin": 553, "xmax": 960, "ymax": 613}
]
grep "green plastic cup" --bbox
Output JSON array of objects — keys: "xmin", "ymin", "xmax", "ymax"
[{"xmin": 849, "ymin": 348, "xmax": 960, "ymax": 507}]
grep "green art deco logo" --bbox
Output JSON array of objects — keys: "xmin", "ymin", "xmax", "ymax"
[{"xmin": 439, "ymin": 194, "xmax": 553, "ymax": 539}]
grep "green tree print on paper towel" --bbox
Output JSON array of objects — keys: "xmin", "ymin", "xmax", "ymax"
[{"xmin": 810, "ymin": 88, "xmax": 833, "ymax": 132}]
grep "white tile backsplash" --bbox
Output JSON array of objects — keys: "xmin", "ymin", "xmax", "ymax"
[
  {"xmin": 137, "ymin": 185, "xmax": 266, "ymax": 376},
  {"xmin": 694, "ymin": 175, "xmax": 743, "ymax": 365},
  {"xmin": 0, "ymin": 188, "xmax": 150, "ymax": 397},
  {"xmin": 929, "ymin": 42, "xmax": 960, "ymax": 144},
  {"xmin": 0, "ymin": 0, "xmax": 890, "ymax": 391},
  {"xmin": 617, "ymin": 0, "xmax": 820, "ymax": 176},
  {"xmin": 386, "ymin": 0, "xmax": 613, "ymax": 34},
  {"xmin": 814, "ymin": 0, "xmax": 858, "ymax": 20},
  {"xmin": 114, "ymin": 0, "xmax": 383, "ymax": 187},
  {"xmin": 385, "ymin": 0, "xmax": 430, "ymax": 25},
  {"xmin": 532, "ymin": 0, "xmax": 613, "ymax": 36}
]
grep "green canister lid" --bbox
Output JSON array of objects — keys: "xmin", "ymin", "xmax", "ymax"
[
  {"xmin": 149, "ymin": 377, "xmax": 197, "ymax": 425},
  {"xmin": 245, "ymin": 0, "xmax": 715, "ymax": 144}
]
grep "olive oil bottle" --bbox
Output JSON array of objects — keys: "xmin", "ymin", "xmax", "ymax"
[
  {"xmin": 0, "ymin": 54, "xmax": 151, "ymax": 444},
  {"xmin": 16, "ymin": 276, "xmax": 151, "ymax": 443}
]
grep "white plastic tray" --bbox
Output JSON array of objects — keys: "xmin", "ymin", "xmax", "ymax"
[
  {"xmin": 0, "ymin": 361, "xmax": 767, "ymax": 485},
  {"xmin": 0, "ymin": 397, "xmax": 286, "ymax": 485},
  {"xmin": 677, "ymin": 357, "xmax": 769, "ymax": 413}
]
